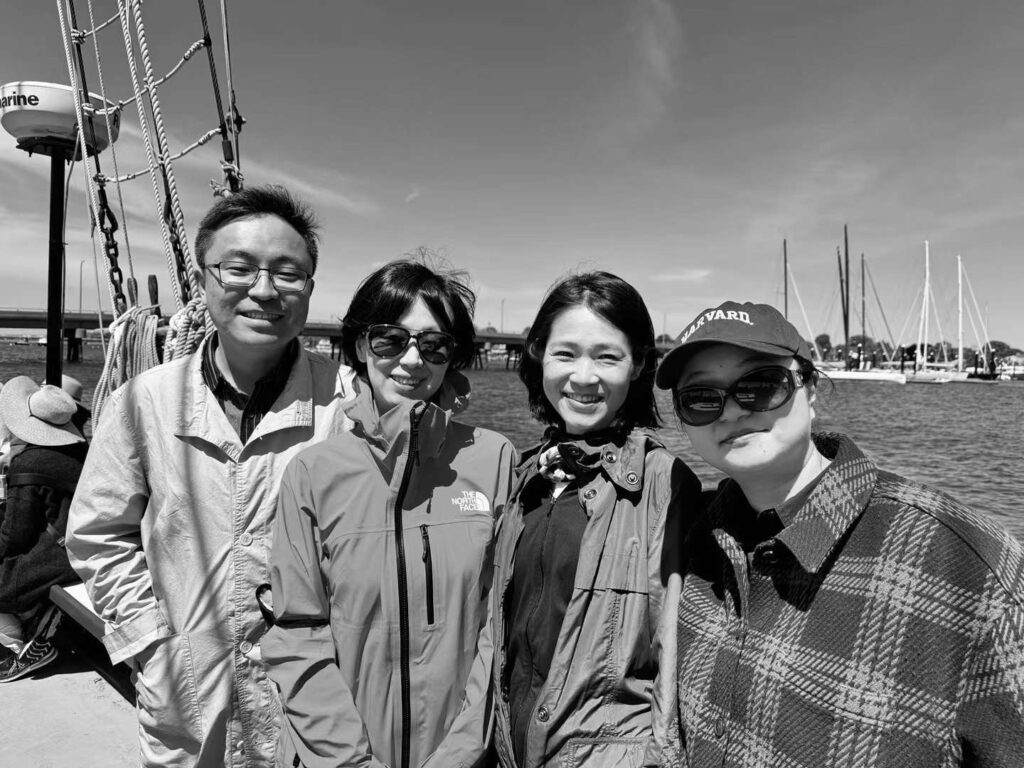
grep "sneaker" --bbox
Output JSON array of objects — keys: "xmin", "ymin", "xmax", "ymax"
[{"xmin": 0, "ymin": 640, "xmax": 57, "ymax": 683}]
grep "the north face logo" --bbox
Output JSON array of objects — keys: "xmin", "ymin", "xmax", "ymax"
[{"xmin": 452, "ymin": 491, "xmax": 490, "ymax": 512}]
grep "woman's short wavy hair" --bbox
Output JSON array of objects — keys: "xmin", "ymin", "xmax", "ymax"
[
  {"xmin": 519, "ymin": 271, "xmax": 661, "ymax": 431},
  {"xmin": 341, "ymin": 259, "xmax": 477, "ymax": 378}
]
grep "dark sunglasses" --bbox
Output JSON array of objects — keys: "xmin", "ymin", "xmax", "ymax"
[
  {"xmin": 673, "ymin": 366, "xmax": 808, "ymax": 427},
  {"xmin": 365, "ymin": 324, "xmax": 456, "ymax": 365}
]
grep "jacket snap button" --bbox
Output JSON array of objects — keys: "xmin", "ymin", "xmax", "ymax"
[
  {"xmin": 626, "ymin": 472, "xmax": 639, "ymax": 485},
  {"xmin": 714, "ymin": 717, "xmax": 726, "ymax": 737},
  {"xmin": 604, "ymin": 453, "xmax": 616, "ymax": 463},
  {"xmin": 240, "ymin": 640, "xmax": 253, "ymax": 654},
  {"xmin": 537, "ymin": 706, "xmax": 550, "ymax": 722},
  {"xmin": 239, "ymin": 532, "xmax": 253, "ymax": 546},
  {"xmin": 583, "ymin": 488, "xmax": 596, "ymax": 500}
]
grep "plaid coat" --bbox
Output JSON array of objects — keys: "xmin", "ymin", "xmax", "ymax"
[{"xmin": 651, "ymin": 433, "xmax": 1024, "ymax": 768}]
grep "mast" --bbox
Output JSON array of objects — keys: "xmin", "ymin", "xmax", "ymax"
[
  {"xmin": 860, "ymin": 253, "xmax": 866, "ymax": 368},
  {"xmin": 957, "ymin": 253, "xmax": 963, "ymax": 372},
  {"xmin": 783, "ymin": 238, "xmax": 788, "ymax": 319},
  {"xmin": 843, "ymin": 225, "xmax": 851, "ymax": 368},
  {"xmin": 917, "ymin": 241, "xmax": 930, "ymax": 369}
]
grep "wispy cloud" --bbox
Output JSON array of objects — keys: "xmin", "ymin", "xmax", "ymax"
[
  {"xmin": 597, "ymin": 0, "xmax": 685, "ymax": 144},
  {"xmin": 659, "ymin": 267, "xmax": 712, "ymax": 283},
  {"xmin": 404, "ymin": 185, "xmax": 421, "ymax": 204}
]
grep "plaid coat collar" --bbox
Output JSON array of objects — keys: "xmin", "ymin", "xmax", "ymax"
[{"xmin": 706, "ymin": 432, "xmax": 878, "ymax": 573}]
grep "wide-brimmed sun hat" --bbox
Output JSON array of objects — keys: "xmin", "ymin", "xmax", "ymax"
[
  {"xmin": 43, "ymin": 374, "xmax": 91, "ymax": 415},
  {"xmin": 656, "ymin": 301, "xmax": 813, "ymax": 389},
  {"xmin": 0, "ymin": 376, "xmax": 85, "ymax": 446}
]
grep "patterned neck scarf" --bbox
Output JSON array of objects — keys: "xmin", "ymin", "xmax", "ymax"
[{"xmin": 537, "ymin": 426, "xmax": 628, "ymax": 483}]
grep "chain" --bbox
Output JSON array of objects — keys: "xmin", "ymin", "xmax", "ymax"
[{"xmin": 95, "ymin": 179, "xmax": 128, "ymax": 316}]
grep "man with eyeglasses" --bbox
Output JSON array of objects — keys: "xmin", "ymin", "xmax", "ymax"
[{"xmin": 67, "ymin": 186, "xmax": 358, "ymax": 768}]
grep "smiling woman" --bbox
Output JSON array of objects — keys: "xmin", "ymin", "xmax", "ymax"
[
  {"xmin": 650, "ymin": 300, "xmax": 1024, "ymax": 767},
  {"xmin": 262, "ymin": 259, "xmax": 516, "ymax": 768},
  {"xmin": 488, "ymin": 271, "xmax": 702, "ymax": 768}
]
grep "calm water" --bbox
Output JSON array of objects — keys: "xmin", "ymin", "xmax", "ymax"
[{"xmin": 4, "ymin": 344, "xmax": 1022, "ymax": 540}]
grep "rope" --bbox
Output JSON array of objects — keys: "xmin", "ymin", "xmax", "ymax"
[
  {"xmin": 91, "ymin": 305, "xmax": 161, "ymax": 424},
  {"xmin": 108, "ymin": 126, "xmax": 222, "ymax": 182},
  {"xmin": 129, "ymin": 0, "xmax": 200, "ymax": 300},
  {"xmin": 164, "ymin": 297, "xmax": 210, "ymax": 361},
  {"xmin": 115, "ymin": 0, "xmax": 188, "ymax": 309},
  {"xmin": 71, "ymin": 8, "xmax": 118, "ymax": 39}
]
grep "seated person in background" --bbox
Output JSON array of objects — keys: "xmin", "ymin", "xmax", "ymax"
[
  {"xmin": 649, "ymin": 300, "xmax": 1024, "ymax": 767},
  {"xmin": 0, "ymin": 377, "xmax": 89, "ymax": 682}
]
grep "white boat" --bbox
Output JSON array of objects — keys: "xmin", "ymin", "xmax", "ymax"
[{"xmin": 824, "ymin": 368, "xmax": 907, "ymax": 384}]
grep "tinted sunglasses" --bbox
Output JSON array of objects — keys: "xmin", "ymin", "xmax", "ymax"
[
  {"xmin": 673, "ymin": 366, "xmax": 808, "ymax": 427},
  {"xmin": 365, "ymin": 324, "xmax": 456, "ymax": 365}
]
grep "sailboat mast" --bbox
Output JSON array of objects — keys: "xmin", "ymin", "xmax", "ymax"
[
  {"xmin": 843, "ymin": 225, "xmax": 851, "ymax": 368},
  {"xmin": 917, "ymin": 241, "xmax": 930, "ymax": 368},
  {"xmin": 957, "ymin": 253, "xmax": 963, "ymax": 372},
  {"xmin": 783, "ymin": 238, "xmax": 789, "ymax": 319},
  {"xmin": 861, "ymin": 253, "xmax": 866, "ymax": 366}
]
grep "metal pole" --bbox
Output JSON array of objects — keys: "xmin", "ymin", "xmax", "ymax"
[
  {"xmin": 79, "ymin": 259, "xmax": 85, "ymax": 313},
  {"xmin": 783, "ymin": 239, "xmax": 788, "ymax": 319},
  {"xmin": 46, "ymin": 150, "xmax": 67, "ymax": 386}
]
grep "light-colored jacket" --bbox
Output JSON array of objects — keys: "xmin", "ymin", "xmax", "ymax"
[
  {"xmin": 66, "ymin": 338, "xmax": 357, "ymax": 768},
  {"xmin": 262, "ymin": 374, "xmax": 516, "ymax": 768},
  {"xmin": 490, "ymin": 430, "xmax": 700, "ymax": 768}
]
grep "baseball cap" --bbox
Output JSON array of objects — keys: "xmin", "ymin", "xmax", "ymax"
[{"xmin": 655, "ymin": 301, "xmax": 812, "ymax": 389}]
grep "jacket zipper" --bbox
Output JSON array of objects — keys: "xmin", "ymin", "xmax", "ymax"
[
  {"xmin": 393, "ymin": 402, "xmax": 425, "ymax": 768},
  {"xmin": 420, "ymin": 525, "xmax": 436, "ymax": 625}
]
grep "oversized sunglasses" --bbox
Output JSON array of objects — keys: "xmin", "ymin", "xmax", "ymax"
[
  {"xmin": 365, "ymin": 324, "xmax": 456, "ymax": 365},
  {"xmin": 673, "ymin": 366, "xmax": 808, "ymax": 427}
]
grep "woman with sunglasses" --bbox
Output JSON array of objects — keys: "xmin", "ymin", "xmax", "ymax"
[
  {"xmin": 489, "ymin": 271, "xmax": 701, "ymax": 768},
  {"xmin": 262, "ymin": 260, "xmax": 516, "ymax": 768},
  {"xmin": 650, "ymin": 300, "xmax": 1024, "ymax": 767}
]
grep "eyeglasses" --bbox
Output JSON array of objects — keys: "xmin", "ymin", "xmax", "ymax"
[
  {"xmin": 206, "ymin": 261, "xmax": 311, "ymax": 293},
  {"xmin": 673, "ymin": 366, "xmax": 808, "ymax": 426},
  {"xmin": 365, "ymin": 324, "xmax": 456, "ymax": 365}
]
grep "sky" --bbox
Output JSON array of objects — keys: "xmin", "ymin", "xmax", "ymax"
[{"xmin": 1, "ymin": 0, "xmax": 1022, "ymax": 350}]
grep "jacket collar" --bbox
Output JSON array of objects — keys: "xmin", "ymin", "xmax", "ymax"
[
  {"xmin": 343, "ymin": 370, "xmax": 471, "ymax": 473},
  {"xmin": 174, "ymin": 334, "xmax": 317, "ymax": 443},
  {"xmin": 515, "ymin": 426, "xmax": 658, "ymax": 498},
  {"xmin": 708, "ymin": 432, "xmax": 878, "ymax": 573}
]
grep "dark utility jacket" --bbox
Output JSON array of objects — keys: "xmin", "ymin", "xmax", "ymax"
[
  {"xmin": 0, "ymin": 442, "xmax": 87, "ymax": 612},
  {"xmin": 491, "ymin": 429, "xmax": 700, "ymax": 768}
]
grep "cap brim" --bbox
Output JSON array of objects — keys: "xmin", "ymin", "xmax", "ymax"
[{"xmin": 655, "ymin": 339, "xmax": 804, "ymax": 389}]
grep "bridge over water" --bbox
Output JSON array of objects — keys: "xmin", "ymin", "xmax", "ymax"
[{"xmin": 0, "ymin": 308, "xmax": 670, "ymax": 363}]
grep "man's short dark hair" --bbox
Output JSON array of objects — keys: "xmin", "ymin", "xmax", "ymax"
[{"xmin": 194, "ymin": 185, "xmax": 321, "ymax": 272}]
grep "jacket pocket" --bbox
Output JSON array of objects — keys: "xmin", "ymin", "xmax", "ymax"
[
  {"xmin": 420, "ymin": 524, "xmax": 435, "ymax": 625},
  {"xmin": 562, "ymin": 736, "xmax": 646, "ymax": 768},
  {"xmin": 133, "ymin": 632, "xmax": 203, "ymax": 758}
]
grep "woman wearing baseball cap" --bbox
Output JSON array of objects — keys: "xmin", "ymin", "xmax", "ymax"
[{"xmin": 649, "ymin": 301, "xmax": 1024, "ymax": 767}]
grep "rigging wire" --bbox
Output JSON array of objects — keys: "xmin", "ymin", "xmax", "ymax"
[{"xmin": 84, "ymin": 0, "xmax": 137, "ymax": 291}]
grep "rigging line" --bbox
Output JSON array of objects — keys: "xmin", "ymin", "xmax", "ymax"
[
  {"xmin": 116, "ymin": 0, "xmax": 187, "ymax": 310},
  {"xmin": 786, "ymin": 268, "xmax": 822, "ymax": 361},
  {"xmin": 864, "ymin": 260, "xmax": 898, "ymax": 358},
  {"xmin": 57, "ymin": 0, "xmax": 119, "ymax": 315},
  {"xmin": 962, "ymin": 268, "xmax": 992, "ymax": 349},
  {"xmin": 130, "ymin": 0, "xmax": 200, "ymax": 299},
  {"xmin": 93, "ymin": 37, "xmax": 208, "ymax": 118},
  {"xmin": 927, "ymin": 282, "xmax": 950, "ymax": 362},
  {"xmin": 109, "ymin": 127, "xmax": 222, "ymax": 182},
  {"xmin": 70, "ymin": 8, "xmax": 119, "ymax": 40},
  {"xmin": 892, "ymin": 288, "xmax": 920, "ymax": 354},
  {"xmin": 196, "ymin": 0, "xmax": 240, "ymax": 192},
  {"xmin": 220, "ymin": 0, "xmax": 242, "ymax": 180},
  {"xmin": 85, "ymin": 0, "xmax": 135, "ymax": 280}
]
